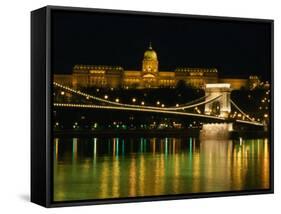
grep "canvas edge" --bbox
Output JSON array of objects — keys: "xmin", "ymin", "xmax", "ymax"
[
  {"xmin": 31, "ymin": 5, "xmax": 274, "ymax": 208},
  {"xmin": 31, "ymin": 6, "xmax": 48, "ymax": 207}
]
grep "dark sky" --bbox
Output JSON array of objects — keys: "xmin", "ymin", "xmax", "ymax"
[{"xmin": 51, "ymin": 9, "xmax": 272, "ymax": 80}]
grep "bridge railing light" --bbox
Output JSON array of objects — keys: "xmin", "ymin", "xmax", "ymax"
[{"xmin": 53, "ymin": 82, "xmax": 237, "ymax": 118}]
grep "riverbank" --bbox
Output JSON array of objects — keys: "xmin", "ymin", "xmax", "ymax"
[
  {"xmin": 53, "ymin": 128, "xmax": 200, "ymax": 138},
  {"xmin": 53, "ymin": 129, "xmax": 268, "ymax": 139}
]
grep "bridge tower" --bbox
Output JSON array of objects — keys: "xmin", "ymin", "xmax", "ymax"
[{"xmin": 204, "ymin": 83, "xmax": 231, "ymax": 118}]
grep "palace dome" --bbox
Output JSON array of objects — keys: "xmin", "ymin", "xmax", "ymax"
[{"xmin": 144, "ymin": 43, "xmax": 157, "ymax": 60}]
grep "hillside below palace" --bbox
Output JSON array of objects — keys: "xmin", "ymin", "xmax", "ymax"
[{"xmin": 54, "ymin": 43, "xmax": 260, "ymax": 90}]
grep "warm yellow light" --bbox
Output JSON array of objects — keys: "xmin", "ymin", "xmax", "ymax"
[
  {"xmin": 157, "ymin": 101, "xmax": 160, "ymax": 105},
  {"xmin": 176, "ymin": 104, "xmax": 179, "ymax": 107},
  {"xmin": 60, "ymin": 91, "xmax": 65, "ymax": 95},
  {"xmin": 161, "ymin": 104, "xmax": 165, "ymax": 107},
  {"xmin": 264, "ymin": 114, "xmax": 268, "ymax": 118},
  {"xmin": 104, "ymin": 95, "xmax": 108, "ymax": 99},
  {"xmin": 132, "ymin": 98, "xmax": 136, "ymax": 102},
  {"xmin": 206, "ymin": 83, "xmax": 230, "ymax": 88},
  {"xmin": 141, "ymin": 101, "xmax": 145, "ymax": 105},
  {"xmin": 115, "ymin": 98, "xmax": 120, "ymax": 102}
]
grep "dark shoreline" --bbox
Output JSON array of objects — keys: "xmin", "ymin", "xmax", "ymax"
[
  {"xmin": 54, "ymin": 129, "xmax": 200, "ymax": 138},
  {"xmin": 53, "ymin": 129, "xmax": 268, "ymax": 139}
]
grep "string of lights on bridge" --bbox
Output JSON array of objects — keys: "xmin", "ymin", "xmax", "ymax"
[
  {"xmin": 53, "ymin": 82, "xmax": 264, "ymax": 126},
  {"xmin": 53, "ymin": 103, "xmax": 228, "ymax": 120},
  {"xmin": 54, "ymin": 82, "xmax": 222, "ymax": 111}
]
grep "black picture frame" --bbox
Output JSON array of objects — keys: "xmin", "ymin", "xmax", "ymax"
[{"xmin": 31, "ymin": 5, "xmax": 274, "ymax": 208}]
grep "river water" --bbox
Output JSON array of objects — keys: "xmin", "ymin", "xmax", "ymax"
[{"xmin": 53, "ymin": 136, "xmax": 270, "ymax": 201}]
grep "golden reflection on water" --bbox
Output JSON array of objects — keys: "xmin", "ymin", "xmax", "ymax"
[
  {"xmin": 99, "ymin": 160, "xmax": 109, "ymax": 198},
  {"xmin": 128, "ymin": 154, "xmax": 136, "ymax": 197},
  {"xmin": 192, "ymin": 142, "xmax": 200, "ymax": 193},
  {"xmin": 53, "ymin": 136, "xmax": 270, "ymax": 201},
  {"xmin": 112, "ymin": 157, "xmax": 120, "ymax": 198}
]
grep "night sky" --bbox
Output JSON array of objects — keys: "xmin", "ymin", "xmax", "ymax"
[{"xmin": 51, "ymin": 9, "xmax": 272, "ymax": 80}]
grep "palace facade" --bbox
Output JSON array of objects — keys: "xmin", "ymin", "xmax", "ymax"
[{"xmin": 54, "ymin": 43, "xmax": 255, "ymax": 90}]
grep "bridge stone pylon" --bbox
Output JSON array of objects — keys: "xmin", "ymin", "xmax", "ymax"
[{"xmin": 204, "ymin": 83, "xmax": 231, "ymax": 118}]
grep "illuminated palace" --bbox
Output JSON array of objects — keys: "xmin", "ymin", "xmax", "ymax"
[{"xmin": 54, "ymin": 43, "xmax": 258, "ymax": 90}]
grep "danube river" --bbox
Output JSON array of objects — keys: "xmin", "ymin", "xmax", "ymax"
[{"xmin": 53, "ymin": 136, "xmax": 270, "ymax": 201}]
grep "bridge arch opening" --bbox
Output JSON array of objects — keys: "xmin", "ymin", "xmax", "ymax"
[{"xmin": 204, "ymin": 83, "xmax": 231, "ymax": 118}]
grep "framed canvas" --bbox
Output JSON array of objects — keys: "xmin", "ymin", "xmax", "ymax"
[{"xmin": 31, "ymin": 5, "xmax": 274, "ymax": 207}]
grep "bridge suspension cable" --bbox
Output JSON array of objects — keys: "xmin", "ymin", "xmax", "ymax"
[
  {"xmin": 174, "ymin": 95, "xmax": 208, "ymax": 107},
  {"xmin": 53, "ymin": 103, "xmax": 227, "ymax": 121},
  {"xmin": 53, "ymin": 102, "xmax": 264, "ymax": 126},
  {"xmin": 166, "ymin": 95, "xmax": 222, "ymax": 110},
  {"xmin": 230, "ymin": 99, "xmax": 255, "ymax": 122},
  {"xmin": 53, "ymin": 82, "xmax": 221, "ymax": 111},
  {"xmin": 53, "ymin": 83, "xmax": 264, "ymax": 126}
]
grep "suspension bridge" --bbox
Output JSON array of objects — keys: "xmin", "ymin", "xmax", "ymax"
[{"xmin": 53, "ymin": 82, "xmax": 264, "ymax": 127}]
